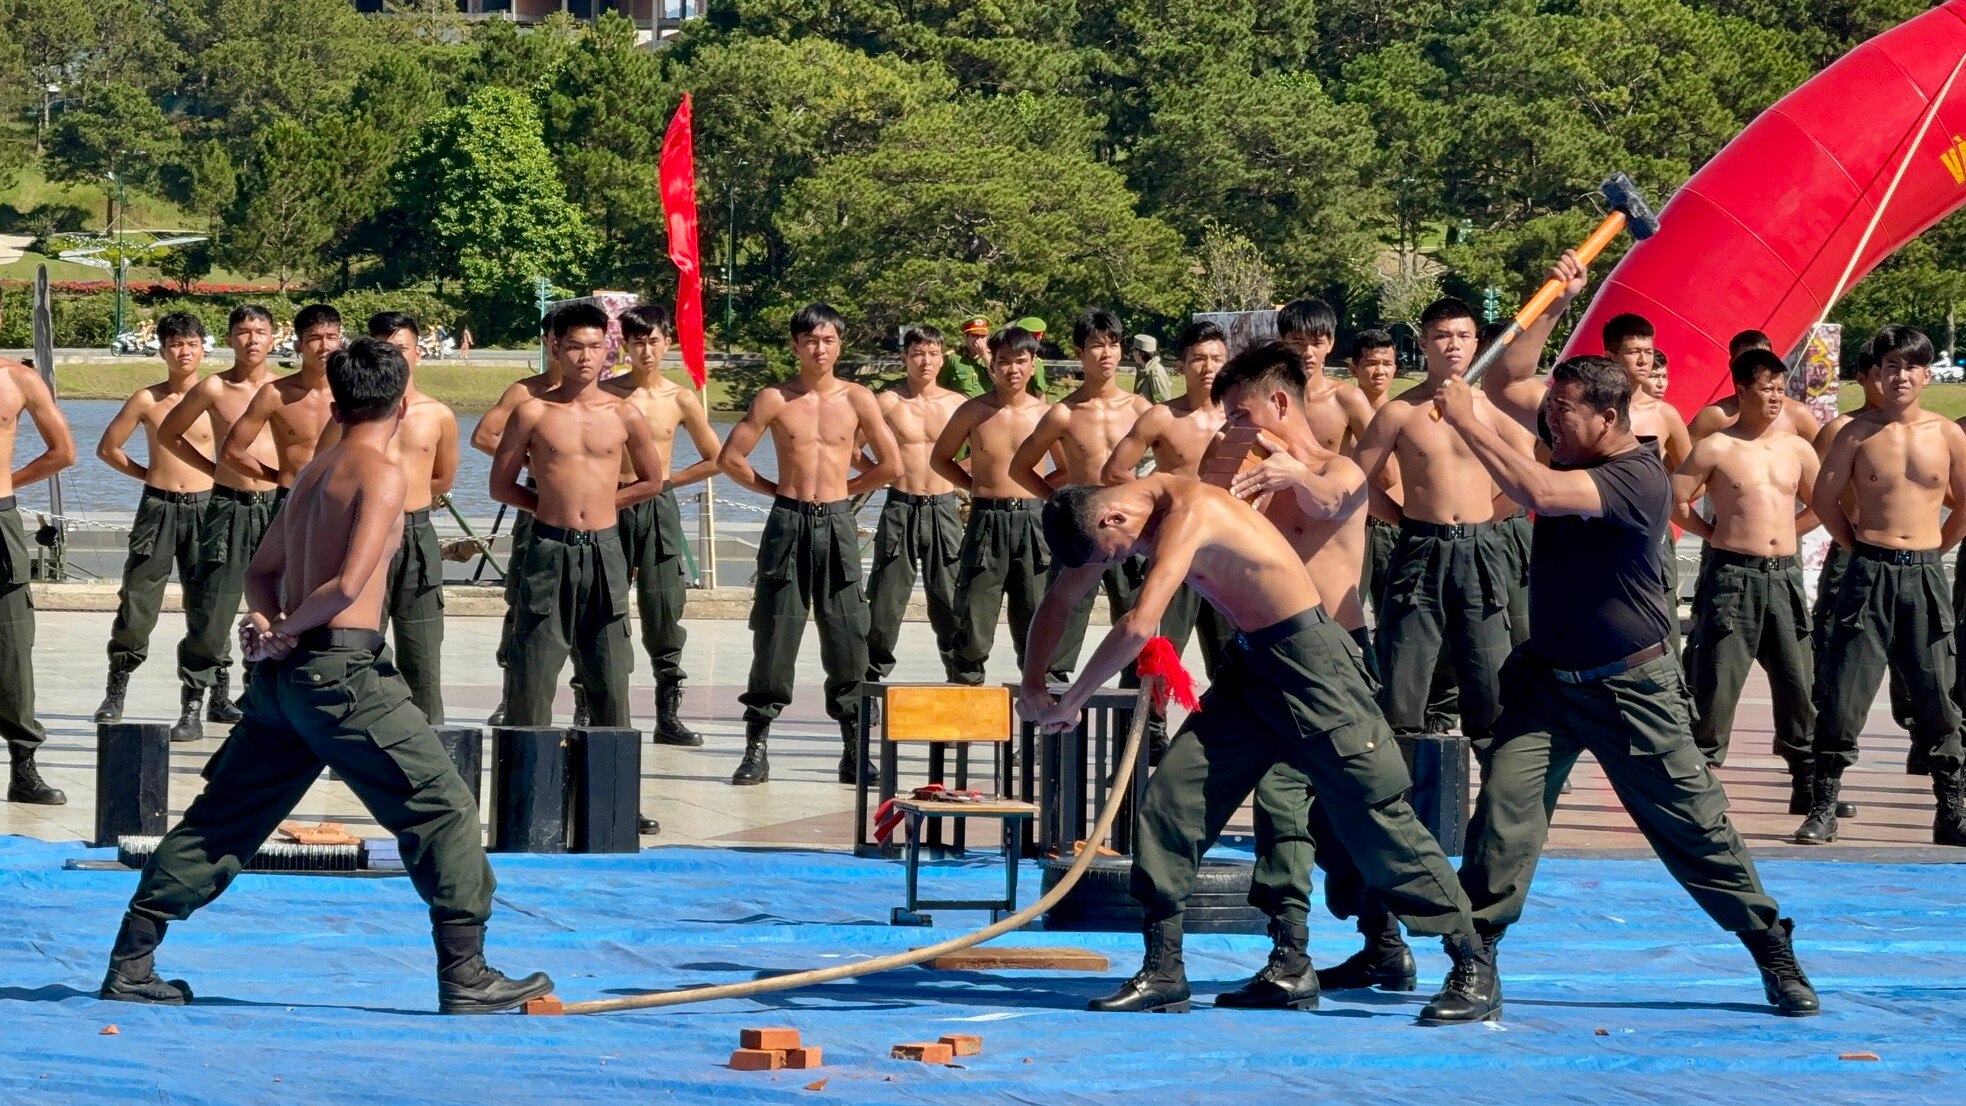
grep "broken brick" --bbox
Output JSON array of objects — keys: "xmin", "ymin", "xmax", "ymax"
[
  {"xmin": 891, "ymin": 1042, "xmax": 954, "ymax": 1064},
  {"xmin": 804, "ymin": 1078, "xmax": 829, "ymax": 1091},
  {"xmin": 938, "ymin": 1034, "xmax": 982, "ymax": 1057},
  {"xmin": 741, "ymin": 1028, "xmax": 802, "ymax": 1051},
  {"xmin": 1840, "ymin": 1053, "xmax": 1881, "ymax": 1062},
  {"xmin": 730, "ymin": 1049, "xmax": 786, "ymax": 1071},
  {"xmin": 99, "ymin": 1026, "xmax": 119, "ymax": 1036},
  {"xmin": 785, "ymin": 1047, "xmax": 824, "ymax": 1069}
]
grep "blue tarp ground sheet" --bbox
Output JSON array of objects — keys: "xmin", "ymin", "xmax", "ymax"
[{"xmin": 5, "ymin": 836, "xmax": 1966, "ymax": 1105}]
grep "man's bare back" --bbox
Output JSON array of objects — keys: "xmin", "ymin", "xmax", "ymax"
[{"xmin": 273, "ymin": 438, "xmax": 406, "ymax": 632}]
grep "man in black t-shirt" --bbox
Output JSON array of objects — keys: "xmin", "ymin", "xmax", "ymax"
[{"xmin": 1432, "ymin": 355, "xmax": 1819, "ymax": 1019}]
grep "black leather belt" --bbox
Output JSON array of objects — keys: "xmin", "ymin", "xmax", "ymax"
[
  {"xmin": 888, "ymin": 490, "xmax": 959, "ymax": 507},
  {"xmin": 214, "ymin": 485, "xmax": 276, "ymax": 505},
  {"xmin": 531, "ymin": 521, "xmax": 617, "ymax": 546},
  {"xmin": 1853, "ymin": 542, "xmax": 1940, "ymax": 565},
  {"xmin": 1710, "ymin": 548, "xmax": 1796, "ymax": 572},
  {"xmin": 403, "ymin": 508, "xmax": 431, "ymax": 528},
  {"xmin": 1234, "ymin": 607, "xmax": 1329, "ymax": 651},
  {"xmin": 771, "ymin": 496, "xmax": 853, "ymax": 516},
  {"xmin": 295, "ymin": 627, "xmax": 385, "ymax": 652},
  {"xmin": 971, "ymin": 496, "xmax": 1042, "ymax": 512},
  {"xmin": 1550, "ymin": 642, "xmax": 1669, "ymax": 685},
  {"xmin": 142, "ymin": 487, "xmax": 211, "ymax": 505},
  {"xmin": 1401, "ymin": 518, "xmax": 1494, "ymax": 539},
  {"xmin": 0, "ymin": 495, "xmax": 15, "ymax": 512}
]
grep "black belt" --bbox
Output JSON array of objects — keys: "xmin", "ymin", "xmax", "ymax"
[
  {"xmin": 971, "ymin": 496, "xmax": 1042, "ymax": 512},
  {"xmin": 1401, "ymin": 518, "xmax": 1494, "ymax": 539},
  {"xmin": 1853, "ymin": 542, "xmax": 1941, "ymax": 566},
  {"xmin": 1366, "ymin": 516, "xmax": 1396, "ymax": 531},
  {"xmin": 403, "ymin": 508, "xmax": 432, "ymax": 528},
  {"xmin": 887, "ymin": 490, "xmax": 959, "ymax": 507},
  {"xmin": 214, "ymin": 485, "xmax": 276, "ymax": 505},
  {"xmin": 1709, "ymin": 548, "xmax": 1796, "ymax": 572},
  {"xmin": 531, "ymin": 521, "xmax": 617, "ymax": 547},
  {"xmin": 771, "ymin": 496, "xmax": 854, "ymax": 516},
  {"xmin": 294, "ymin": 627, "xmax": 385, "ymax": 653},
  {"xmin": 1549, "ymin": 642, "xmax": 1669, "ymax": 686},
  {"xmin": 142, "ymin": 487, "xmax": 211, "ymax": 506},
  {"xmin": 0, "ymin": 495, "xmax": 15, "ymax": 512},
  {"xmin": 1234, "ymin": 606, "xmax": 1329, "ymax": 652}
]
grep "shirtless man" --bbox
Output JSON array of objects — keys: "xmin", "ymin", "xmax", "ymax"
[
  {"xmin": 1355, "ymin": 297, "xmax": 1537, "ymax": 752},
  {"xmin": 1009, "ymin": 309, "xmax": 1152, "ymax": 684},
  {"xmin": 93, "ymin": 313, "xmax": 216, "ymax": 726},
  {"xmin": 221, "ymin": 304, "xmax": 343, "ymax": 498},
  {"xmin": 1487, "ymin": 261, "xmax": 1692, "ymax": 652},
  {"xmin": 491, "ymin": 303, "xmax": 665, "ymax": 742},
  {"xmin": 1672, "ymin": 351, "xmax": 1820, "ymax": 800},
  {"xmin": 1797, "ymin": 325, "xmax": 1966, "ymax": 847},
  {"xmin": 472, "ymin": 310, "xmax": 567, "ymax": 727},
  {"xmin": 1686, "ymin": 330, "xmax": 1821, "ymax": 445},
  {"xmin": 600, "ymin": 304, "xmax": 721, "ymax": 747},
  {"xmin": 719, "ymin": 303, "xmax": 901, "ymax": 786},
  {"xmin": 157, "ymin": 305, "xmax": 283, "ymax": 742},
  {"xmin": 1017, "ymin": 476, "xmax": 1488, "ymax": 1024},
  {"xmin": 931, "ymin": 327, "xmax": 1056, "ymax": 690},
  {"xmin": 1103, "ymin": 321, "xmax": 1233, "ymax": 681},
  {"xmin": 1349, "ymin": 329, "xmax": 1404, "ymax": 637},
  {"xmin": 100, "ymin": 338, "xmax": 551, "ymax": 1014},
  {"xmin": 317, "ymin": 312, "xmax": 458, "ymax": 724},
  {"xmin": 863, "ymin": 325, "xmax": 967, "ymax": 686},
  {"xmin": 0, "ymin": 356, "xmax": 75, "ymax": 806},
  {"xmin": 1277, "ymin": 297, "xmax": 1374, "ymax": 454}
]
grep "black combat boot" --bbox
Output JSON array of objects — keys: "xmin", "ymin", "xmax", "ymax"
[
  {"xmin": 1417, "ymin": 932, "xmax": 1502, "ymax": 1025},
  {"xmin": 837, "ymin": 719, "xmax": 859, "ymax": 785},
  {"xmin": 1738, "ymin": 917, "xmax": 1820, "ymax": 1017},
  {"xmin": 207, "ymin": 668, "xmax": 242, "ymax": 724},
  {"xmin": 1908, "ymin": 743, "xmax": 1932, "ymax": 777},
  {"xmin": 1787, "ymin": 764, "xmax": 1855, "ymax": 818},
  {"xmin": 637, "ymin": 813, "xmax": 660, "ymax": 835},
  {"xmin": 7, "ymin": 753, "xmax": 66, "ymax": 805},
  {"xmin": 1215, "ymin": 917, "xmax": 1319, "ymax": 1010},
  {"xmin": 651, "ymin": 682, "xmax": 702, "ymax": 747},
  {"xmin": 1088, "ymin": 917, "xmax": 1191, "ymax": 1013},
  {"xmin": 1932, "ymin": 768, "xmax": 1966, "ymax": 847},
  {"xmin": 731, "ymin": 721, "xmax": 769, "ymax": 785},
  {"xmin": 169, "ymin": 685, "xmax": 203, "ymax": 744},
  {"xmin": 486, "ymin": 698, "xmax": 508, "ymax": 727},
  {"xmin": 571, "ymin": 685, "xmax": 591, "ymax": 728},
  {"xmin": 1316, "ymin": 911, "xmax": 1418, "ymax": 991},
  {"xmin": 99, "ymin": 913, "xmax": 192, "ymax": 1005},
  {"xmin": 1793, "ymin": 769, "xmax": 1841, "ymax": 844},
  {"xmin": 94, "ymin": 664, "xmax": 133, "ymax": 724},
  {"xmin": 433, "ymin": 922, "xmax": 554, "ymax": 1015}
]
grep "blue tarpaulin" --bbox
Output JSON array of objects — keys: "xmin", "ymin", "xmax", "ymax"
[{"xmin": 6, "ymin": 836, "xmax": 1965, "ymax": 1104}]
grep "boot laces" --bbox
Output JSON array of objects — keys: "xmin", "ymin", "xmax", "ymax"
[{"xmin": 1754, "ymin": 935, "xmax": 1803, "ymax": 982}]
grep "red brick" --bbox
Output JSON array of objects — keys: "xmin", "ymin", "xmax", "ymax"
[
  {"xmin": 522, "ymin": 996, "xmax": 564, "ymax": 1015},
  {"xmin": 1840, "ymin": 1053, "xmax": 1881, "ymax": 1062},
  {"xmin": 785, "ymin": 1047, "xmax": 824, "ymax": 1069},
  {"xmin": 741, "ymin": 1027, "xmax": 802, "ymax": 1051},
  {"xmin": 730, "ymin": 1048, "xmax": 786, "ymax": 1071},
  {"xmin": 938, "ymin": 1034, "xmax": 982, "ymax": 1057},
  {"xmin": 891, "ymin": 1042, "xmax": 954, "ymax": 1064}
]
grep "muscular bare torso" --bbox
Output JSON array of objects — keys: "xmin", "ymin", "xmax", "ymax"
[
  {"xmin": 262, "ymin": 376, "xmax": 335, "ymax": 487},
  {"xmin": 762, "ymin": 380, "xmax": 872, "ymax": 503},
  {"xmin": 393, "ymin": 393, "xmax": 455, "ymax": 513},
  {"xmin": 1049, "ymin": 392, "xmax": 1151, "ymax": 484},
  {"xmin": 879, "ymin": 385, "xmax": 965, "ymax": 496},
  {"xmin": 521, "ymin": 393, "xmax": 636, "ymax": 531},
  {"xmin": 1301, "ymin": 376, "xmax": 1372, "ymax": 455},
  {"xmin": 1842, "ymin": 412, "xmax": 1956, "ymax": 550},
  {"xmin": 1259, "ymin": 448, "xmax": 1368, "ymax": 631},
  {"xmin": 135, "ymin": 387, "xmax": 215, "ymax": 493},
  {"xmin": 605, "ymin": 376, "xmax": 692, "ymax": 483},
  {"xmin": 203, "ymin": 374, "xmax": 279, "ymax": 493},
  {"xmin": 1379, "ymin": 386, "xmax": 1513, "ymax": 525},
  {"xmin": 1146, "ymin": 397, "xmax": 1227, "ymax": 477},
  {"xmin": 963, "ymin": 395, "xmax": 1052, "ymax": 499},
  {"xmin": 1694, "ymin": 432, "xmax": 1815, "ymax": 557}
]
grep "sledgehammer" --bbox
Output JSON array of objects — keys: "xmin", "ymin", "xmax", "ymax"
[{"xmin": 1462, "ymin": 173, "xmax": 1659, "ymax": 387}]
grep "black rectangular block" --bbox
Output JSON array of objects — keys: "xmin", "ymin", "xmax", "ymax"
[
  {"xmin": 488, "ymin": 727, "xmax": 569, "ymax": 853},
  {"xmin": 434, "ymin": 726, "xmax": 485, "ymax": 803},
  {"xmin": 569, "ymin": 727, "xmax": 641, "ymax": 854},
  {"xmin": 1395, "ymin": 732, "xmax": 1472, "ymax": 857},
  {"xmin": 94, "ymin": 723, "xmax": 171, "ymax": 848}
]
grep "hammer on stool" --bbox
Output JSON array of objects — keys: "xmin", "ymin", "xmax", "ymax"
[{"xmin": 1462, "ymin": 173, "xmax": 1659, "ymax": 386}]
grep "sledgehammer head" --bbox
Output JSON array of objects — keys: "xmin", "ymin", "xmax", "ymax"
[{"xmin": 1602, "ymin": 173, "xmax": 1659, "ymax": 239}]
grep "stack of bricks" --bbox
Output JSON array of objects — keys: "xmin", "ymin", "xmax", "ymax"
[{"xmin": 729, "ymin": 1027, "xmax": 823, "ymax": 1071}]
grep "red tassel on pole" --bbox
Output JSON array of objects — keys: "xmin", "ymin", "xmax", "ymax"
[
  {"xmin": 658, "ymin": 93, "xmax": 708, "ymax": 389},
  {"xmin": 1134, "ymin": 635, "xmax": 1199, "ymax": 717}
]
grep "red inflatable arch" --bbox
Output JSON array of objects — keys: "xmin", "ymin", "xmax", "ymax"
[{"xmin": 1559, "ymin": 0, "xmax": 1966, "ymax": 413}]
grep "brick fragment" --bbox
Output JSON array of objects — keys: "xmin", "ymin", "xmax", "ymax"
[{"xmin": 890, "ymin": 1042, "xmax": 954, "ymax": 1064}]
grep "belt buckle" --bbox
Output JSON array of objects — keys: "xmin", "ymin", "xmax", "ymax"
[{"xmin": 1891, "ymin": 549, "xmax": 1915, "ymax": 566}]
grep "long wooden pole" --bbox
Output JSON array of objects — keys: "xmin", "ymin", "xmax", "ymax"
[{"xmin": 554, "ymin": 683, "xmax": 1156, "ymax": 1015}]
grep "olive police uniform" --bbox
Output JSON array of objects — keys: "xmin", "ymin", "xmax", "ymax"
[
  {"xmin": 865, "ymin": 489, "xmax": 964, "ymax": 683},
  {"xmin": 617, "ymin": 482, "xmax": 691, "ymax": 688},
  {"xmin": 1682, "ymin": 549, "xmax": 1813, "ymax": 766},
  {"xmin": 105, "ymin": 488, "xmax": 208, "ymax": 681},
  {"xmin": 380, "ymin": 508, "xmax": 446, "ymax": 724},
  {"xmin": 180, "ymin": 486, "xmax": 278, "ymax": 693},
  {"xmin": 948, "ymin": 497, "xmax": 1049, "ymax": 685},
  {"xmin": 739, "ymin": 497, "xmax": 869, "ymax": 727},
  {"xmin": 0, "ymin": 498, "xmax": 48, "ymax": 760},
  {"xmin": 503, "ymin": 521, "xmax": 634, "ymax": 729},
  {"xmin": 1374, "ymin": 519, "xmax": 1514, "ymax": 750}
]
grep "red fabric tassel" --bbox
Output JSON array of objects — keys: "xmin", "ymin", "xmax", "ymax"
[{"xmin": 1135, "ymin": 635, "xmax": 1200, "ymax": 717}]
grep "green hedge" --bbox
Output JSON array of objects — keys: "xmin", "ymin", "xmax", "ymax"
[{"xmin": 0, "ymin": 287, "xmax": 460, "ymax": 348}]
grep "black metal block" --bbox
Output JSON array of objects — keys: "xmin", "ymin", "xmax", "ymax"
[
  {"xmin": 1395, "ymin": 732, "xmax": 1472, "ymax": 857},
  {"xmin": 569, "ymin": 727, "xmax": 640, "ymax": 854},
  {"xmin": 434, "ymin": 726, "xmax": 485, "ymax": 803},
  {"xmin": 94, "ymin": 723, "xmax": 171, "ymax": 847},
  {"xmin": 488, "ymin": 727, "xmax": 568, "ymax": 853}
]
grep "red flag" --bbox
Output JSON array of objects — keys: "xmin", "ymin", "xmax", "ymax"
[{"xmin": 659, "ymin": 93, "xmax": 707, "ymax": 389}]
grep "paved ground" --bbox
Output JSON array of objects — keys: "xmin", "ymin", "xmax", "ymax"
[{"xmin": 4, "ymin": 607, "xmax": 1951, "ymax": 858}]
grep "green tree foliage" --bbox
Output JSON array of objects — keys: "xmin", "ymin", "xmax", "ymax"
[
  {"xmin": 43, "ymin": 82, "xmax": 181, "ymax": 192},
  {"xmin": 391, "ymin": 87, "xmax": 597, "ymax": 343},
  {"xmin": 219, "ymin": 119, "xmax": 335, "ymax": 290}
]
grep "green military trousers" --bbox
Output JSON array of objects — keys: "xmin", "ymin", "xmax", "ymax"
[
  {"xmin": 1161, "ymin": 583, "xmax": 1235, "ymax": 682},
  {"xmin": 106, "ymin": 488, "xmax": 208, "ymax": 677},
  {"xmin": 179, "ymin": 487, "xmax": 277, "ymax": 691},
  {"xmin": 618, "ymin": 484, "xmax": 690, "ymax": 686},
  {"xmin": 1816, "ymin": 542, "xmax": 1914, "ymax": 730},
  {"xmin": 1681, "ymin": 550, "xmax": 1814, "ymax": 767},
  {"xmin": 1131, "ymin": 608, "xmax": 1474, "ymax": 938},
  {"xmin": 949, "ymin": 497, "xmax": 1049, "ymax": 686},
  {"xmin": 740, "ymin": 497, "xmax": 869, "ymax": 726},
  {"xmin": 503, "ymin": 522, "xmax": 633, "ymax": 729},
  {"xmin": 380, "ymin": 509, "xmax": 446, "ymax": 725},
  {"xmin": 1046, "ymin": 556, "xmax": 1147, "ymax": 687},
  {"xmin": 865, "ymin": 490, "xmax": 963, "ymax": 683},
  {"xmin": 1364, "ymin": 516, "xmax": 1462, "ymax": 732},
  {"xmin": 1810, "ymin": 544, "xmax": 1963, "ymax": 774},
  {"xmin": 0, "ymin": 501, "xmax": 47, "ymax": 759},
  {"xmin": 1459, "ymin": 647, "xmax": 1780, "ymax": 934},
  {"xmin": 1375, "ymin": 520, "xmax": 1514, "ymax": 748},
  {"xmin": 127, "ymin": 629, "xmax": 492, "ymax": 926}
]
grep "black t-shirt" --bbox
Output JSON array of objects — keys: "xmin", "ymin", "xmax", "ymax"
[{"xmin": 1529, "ymin": 440, "xmax": 1674, "ymax": 669}]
